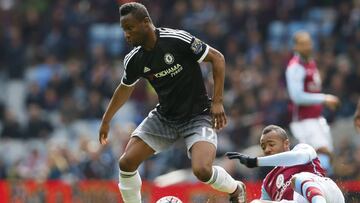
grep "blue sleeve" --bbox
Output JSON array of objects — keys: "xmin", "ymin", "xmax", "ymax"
[
  {"xmin": 260, "ymin": 185, "xmax": 271, "ymax": 200},
  {"xmin": 286, "ymin": 63, "xmax": 325, "ymax": 105},
  {"xmin": 257, "ymin": 144, "xmax": 317, "ymax": 167}
]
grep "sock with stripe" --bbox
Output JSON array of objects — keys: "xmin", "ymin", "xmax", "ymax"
[
  {"xmin": 205, "ymin": 166, "xmax": 238, "ymax": 193},
  {"xmin": 118, "ymin": 170, "xmax": 142, "ymax": 203}
]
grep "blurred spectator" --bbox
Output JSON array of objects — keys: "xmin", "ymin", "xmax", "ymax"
[
  {"xmin": 79, "ymin": 138, "xmax": 116, "ymax": 179},
  {"xmin": 81, "ymin": 89, "xmax": 105, "ymax": 120},
  {"xmin": 17, "ymin": 148, "xmax": 47, "ymax": 180},
  {"xmin": 25, "ymin": 103, "xmax": 53, "ymax": 139},
  {"xmin": 1, "ymin": 109, "xmax": 23, "ymax": 139},
  {"xmin": 4, "ymin": 26, "xmax": 26, "ymax": 79},
  {"xmin": 25, "ymin": 82, "xmax": 44, "ymax": 107}
]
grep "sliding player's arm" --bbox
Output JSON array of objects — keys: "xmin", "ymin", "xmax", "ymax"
[{"xmin": 226, "ymin": 144, "xmax": 317, "ymax": 168}]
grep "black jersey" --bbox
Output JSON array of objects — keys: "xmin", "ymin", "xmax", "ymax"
[{"xmin": 121, "ymin": 27, "xmax": 211, "ymax": 121}]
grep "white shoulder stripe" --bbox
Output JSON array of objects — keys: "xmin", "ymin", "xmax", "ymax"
[
  {"xmin": 159, "ymin": 28, "xmax": 192, "ymax": 39},
  {"xmin": 124, "ymin": 46, "xmax": 141, "ymax": 61},
  {"xmin": 160, "ymin": 32, "xmax": 192, "ymax": 42},
  {"xmin": 160, "ymin": 31, "xmax": 192, "ymax": 41},
  {"xmin": 124, "ymin": 46, "xmax": 141, "ymax": 69},
  {"xmin": 159, "ymin": 34, "xmax": 191, "ymax": 43},
  {"xmin": 124, "ymin": 48, "xmax": 140, "ymax": 69}
]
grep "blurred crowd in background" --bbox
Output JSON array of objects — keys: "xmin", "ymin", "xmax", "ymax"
[{"xmin": 0, "ymin": 0, "xmax": 360, "ymax": 184}]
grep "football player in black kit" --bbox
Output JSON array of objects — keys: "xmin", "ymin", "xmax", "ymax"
[{"xmin": 98, "ymin": 2, "xmax": 245, "ymax": 203}]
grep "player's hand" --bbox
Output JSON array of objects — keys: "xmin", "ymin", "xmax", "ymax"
[
  {"xmin": 211, "ymin": 102, "xmax": 227, "ymax": 130},
  {"xmin": 225, "ymin": 152, "xmax": 258, "ymax": 168},
  {"xmin": 324, "ymin": 94, "xmax": 340, "ymax": 110},
  {"xmin": 99, "ymin": 121, "xmax": 110, "ymax": 145}
]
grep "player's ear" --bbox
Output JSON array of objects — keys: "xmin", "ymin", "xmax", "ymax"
[
  {"xmin": 143, "ymin": 17, "xmax": 151, "ymax": 24},
  {"xmin": 284, "ymin": 138, "xmax": 290, "ymax": 149}
]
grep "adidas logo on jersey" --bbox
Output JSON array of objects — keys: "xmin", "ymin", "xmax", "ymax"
[{"xmin": 144, "ymin": 66, "xmax": 151, "ymax": 73}]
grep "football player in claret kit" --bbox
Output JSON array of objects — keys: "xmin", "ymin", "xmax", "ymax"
[
  {"xmin": 285, "ymin": 31, "xmax": 339, "ymax": 174},
  {"xmin": 98, "ymin": 2, "xmax": 245, "ymax": 203},
  {"xmin": 226, "ymin": 125, "xmax": 344, "ymax": 203}
]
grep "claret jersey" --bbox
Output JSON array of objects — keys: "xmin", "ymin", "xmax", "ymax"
[
  {"xmin": 121, "ymin": 28, "xmax": 211, "ymax": 121},
  {"xmin": 261, "ymin": 144, "xmax": 326, "ymax": 201}
]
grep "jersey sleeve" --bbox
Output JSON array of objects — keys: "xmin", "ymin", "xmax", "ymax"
[
  {"xmin": 189, "ymin": 36, "xmax": 209, "ymax": 63},
  {"xmin": 292, "ymin": 143, "xmax": 317, "ymax": 160},
  {"xmin": 159, "ymin": 28, "xmax": 209, "ymax": 63},
  {"xmin": 257, "ymin": 143, "xmax": 317, "ymax": 167},
  {"xmin": 121, "ymin": 47, "xmax": 141, "ymax": 86},
  {"xmin": 286, "ymin": 63, "xmax": 326, "ymax": 104}
]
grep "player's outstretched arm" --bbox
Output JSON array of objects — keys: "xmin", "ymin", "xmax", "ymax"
[
  {"xmin": 226, "ymin": 144, "xmax": 316, "ymax": 168},
  {"xmin": 203, "ymin": 46, "xmax": 227, "ymax": 130},
  {"xmin": 99, "ymin": 84, "xmax": 135, "ymax": 145},
  {"xmin": 354, "ymin": 99, "xmax": 360, "ymax": 133}
]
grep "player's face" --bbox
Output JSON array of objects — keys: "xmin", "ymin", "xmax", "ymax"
[
  {"xmin": 260, "ymin": 131, "xmax": 290, "ymax": 156},
  {"xmin": 120, "ymin": 13, "xmax": 148, "ymax": 47},
  {"xmin": 294, "ymin": 34, "xmax": 313, "ymax": 58}
]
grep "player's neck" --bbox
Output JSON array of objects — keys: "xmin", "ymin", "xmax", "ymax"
[{"xmin": 143, "ymin": 25, "xmax": 157, "ymax": 51}]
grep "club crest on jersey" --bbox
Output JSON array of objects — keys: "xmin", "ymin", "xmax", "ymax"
[
  {"xmin": 191, "ymin": 38, "xmax": 203, "ymax": 54},
  {"xmin": 164, "ymin": 53, "xmax": 174, "ymax": 65},
  {"xmin": 276, "ymin": 174, "xmax": 284, "ymax": 189}
]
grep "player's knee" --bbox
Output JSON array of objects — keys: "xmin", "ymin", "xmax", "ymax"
[
  {"xmin": 192, "ymin": 164, "xmax": 212, "ymax": 182},
  {"xmin": 119, "ymin": 154, "xmax": 138, "ymax": 172}
]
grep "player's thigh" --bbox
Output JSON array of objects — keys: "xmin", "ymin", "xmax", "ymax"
[
  {"xmin": 316, "ymin": 177, "xmax": 345, "ymax": 203},
  {"xmin": 120, "ymin": 136, "xmax": 156, "ymax": 166},
  {"xmin": 181, "ymin": 114, "xmax": 217, "ymax": 159},
  {"xmin": 190, "ymin": 141, "xmax": 217, "ymax": 168}
]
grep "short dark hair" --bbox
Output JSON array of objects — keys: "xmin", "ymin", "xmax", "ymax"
[
  {"xmin": 119, "ymin": 2, "xmax": 151, "ymax": 21},
  {"xmin": 262, "ymin": 125, "xmax": 288, "ymax": 140}
]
